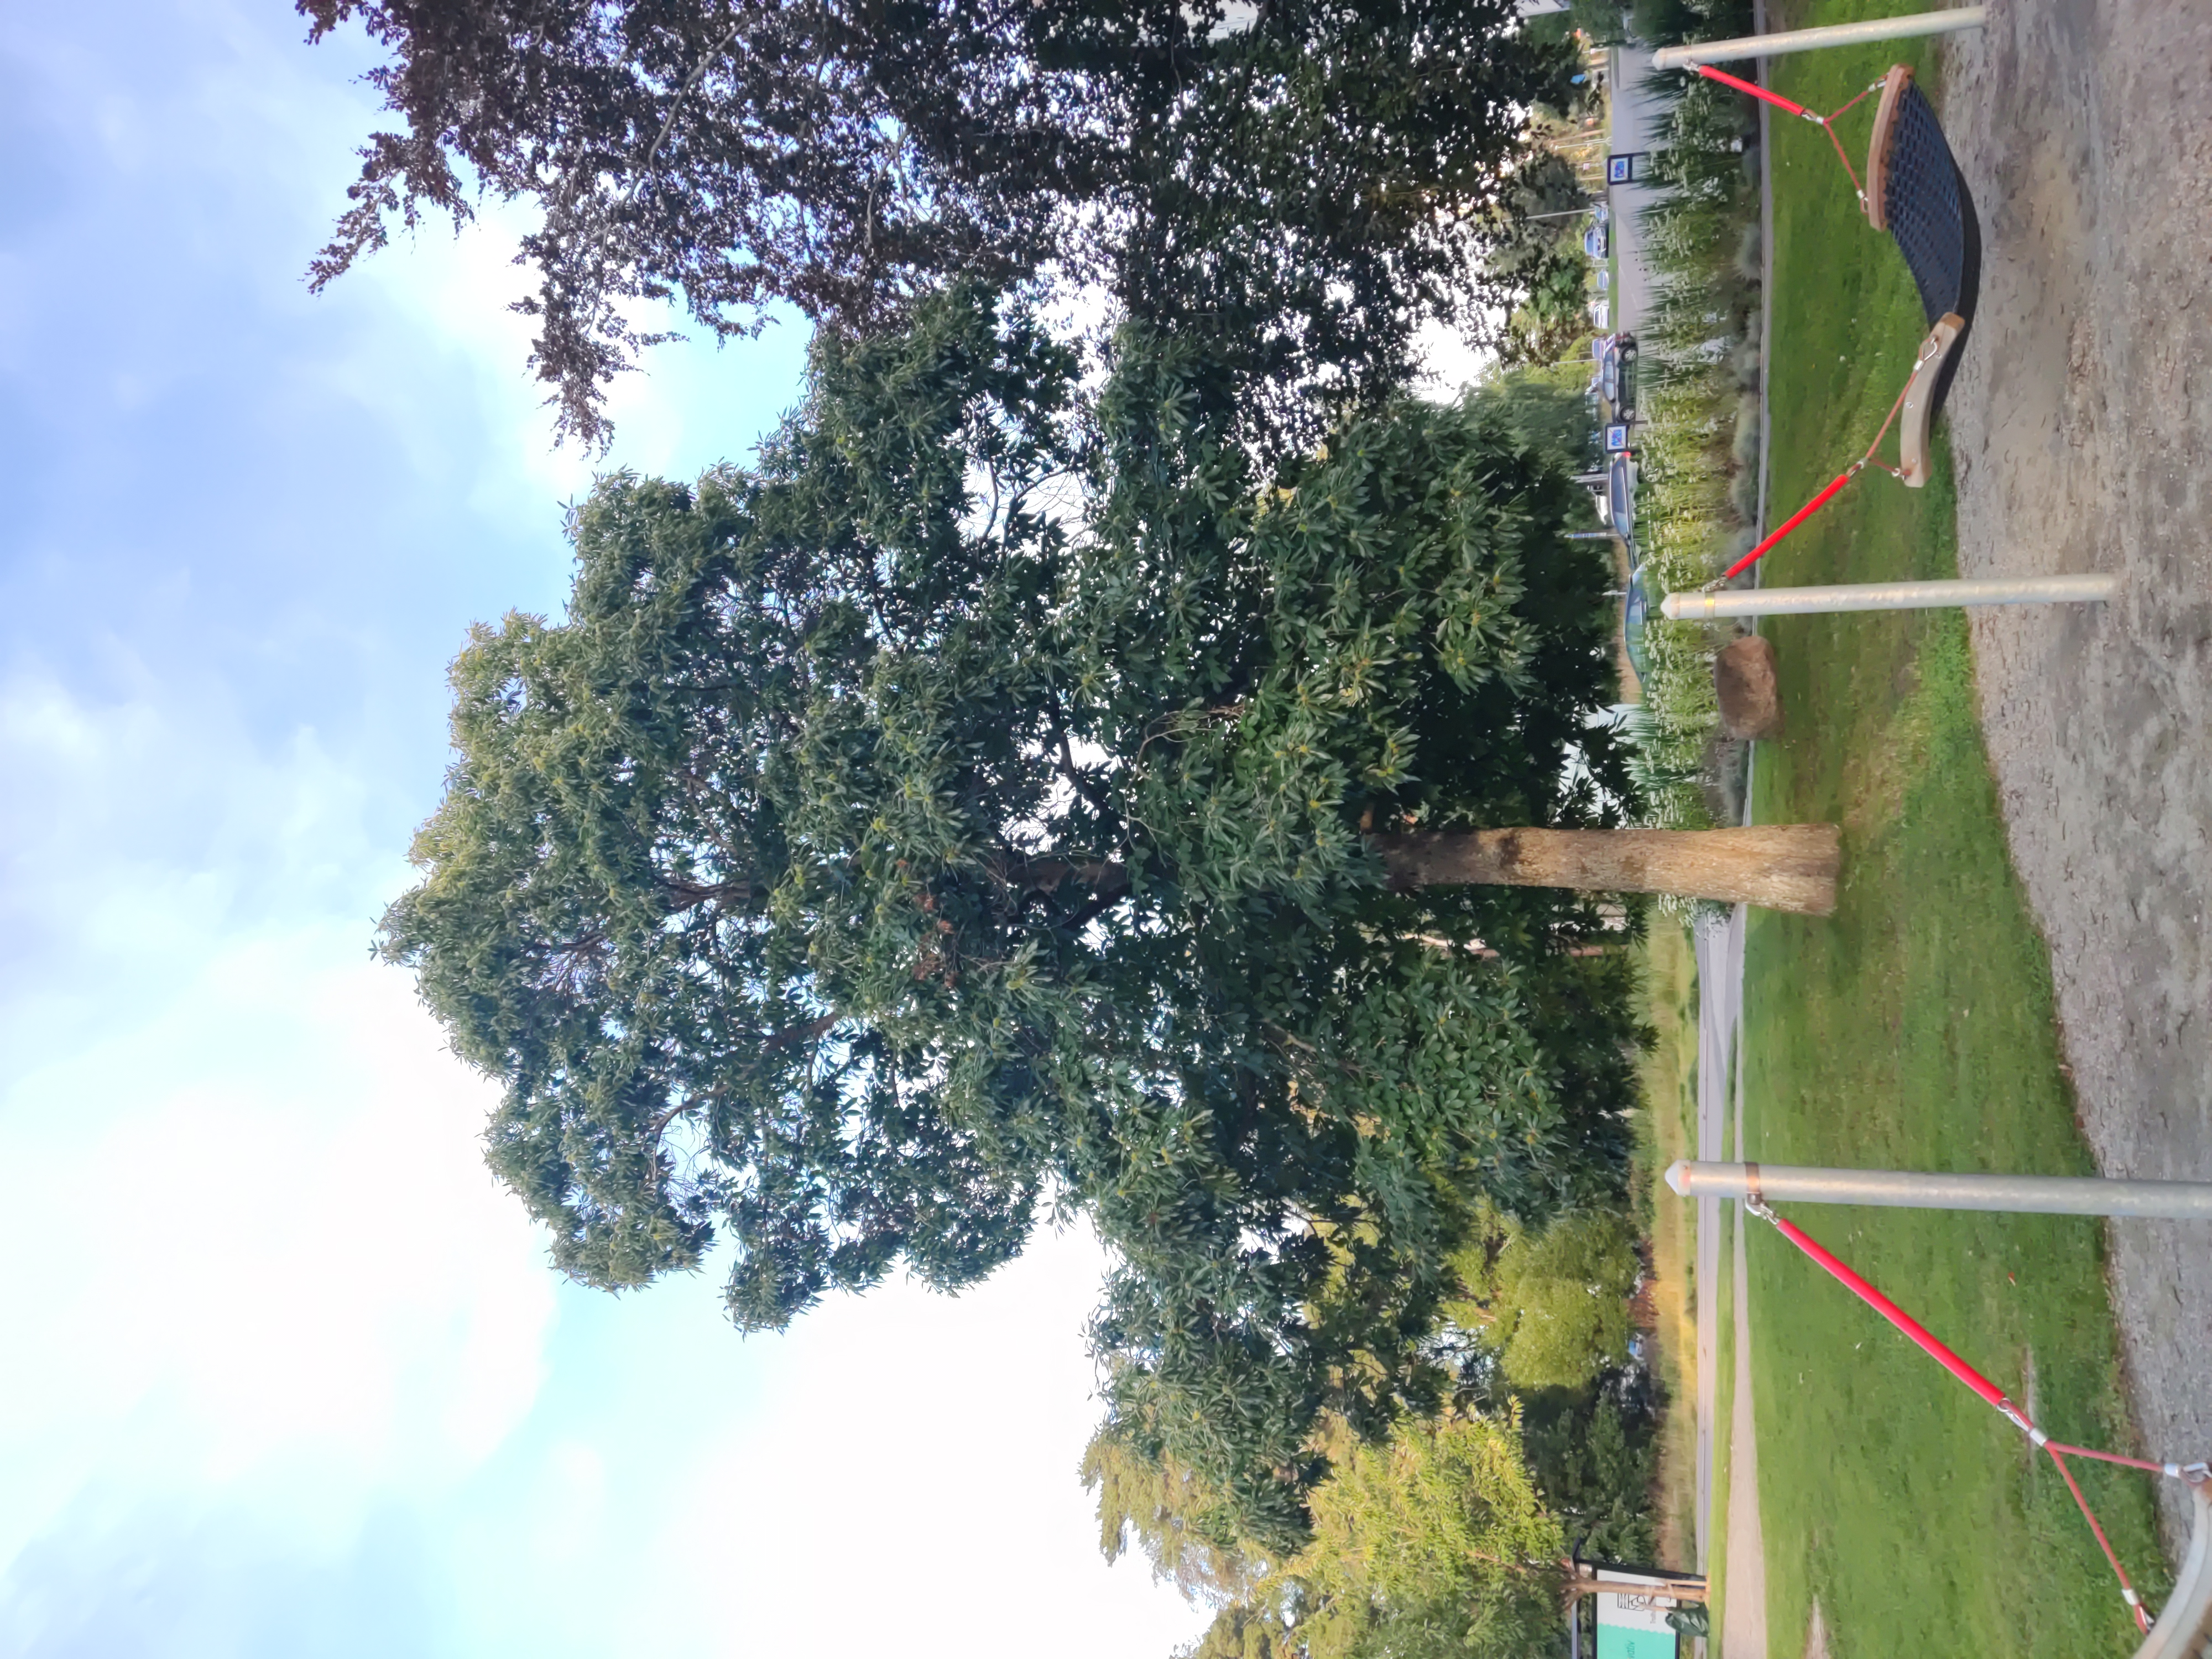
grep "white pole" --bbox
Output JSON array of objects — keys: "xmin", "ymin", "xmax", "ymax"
[
  {"xmin": 1661, "ymin": 573, "xmax": 2114, "ymax": 620},
  {"xmin": 1652, "ymin": 7, "xmax": 1985, "ymax": 71},
  {"xmin": 1666, "ymin": 1160, "xmax": 2212, "ymax": 1220}
]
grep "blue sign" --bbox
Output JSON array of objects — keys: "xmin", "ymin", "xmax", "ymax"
[
  {"xmin": 1595, "ymin": 1592, "xmax": 1676, "ymax": 1658},
  {"xmin": 1604, "ymin": 424, "xmax": 1632, "ymax": 452},
  {"xmin": 1595, "ymin": 1623, "xmax": 1674, "ymax": 1659},
  {"xmin": 1607, "ymin": 152, "xmax": 1648, "ymax": 185}
]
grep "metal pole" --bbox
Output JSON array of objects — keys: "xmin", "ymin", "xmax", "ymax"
[
  {"xmin": 1661, "ymin": 573, "xmax": 2114, "ymax": 620},
  {"xmin": 1652, "ymin": 6, "xmax": 1985, "ymax": 70},
  {"xmin": 1666, "ymin": 1160, "xmax": 2212, "ymax": 1220}
]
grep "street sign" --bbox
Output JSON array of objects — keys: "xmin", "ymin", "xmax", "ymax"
[
  {"xmin": 1604, "ymin": 424, "xmax": 1632, "ymax": 452},
  {"xmin": 1608, "ymin": 152, "xmax": 1651, "ymax": 184}
]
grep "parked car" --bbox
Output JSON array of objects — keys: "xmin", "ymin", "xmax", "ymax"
[
  {"xmin": 1594, "ymin": 332, "xmax": 1638, "ymax": 424},
  {"xmin": 1606, "ymin": 452, "xmax": 1636, "ymax": 543},
  {"xmin": 1623, "ymin": 572, "xmax": 1652, "ymax": 688},
  {"xmin": 1582, "ymin": 203, "xmax": 1610, "ymax": 259}
]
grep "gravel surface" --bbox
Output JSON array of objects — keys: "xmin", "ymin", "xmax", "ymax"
[
  {"xmin": 1940, "ymin": 0, "xmax": 2212, "ymax": 1553},
  {"xmin": 1720, "ymin": 1140, "xmax": 1768, "ymax": 1659}
]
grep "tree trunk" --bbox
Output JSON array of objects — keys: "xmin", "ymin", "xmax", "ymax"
[{"xmin": 1371, "ymin": 826, "xmax": 1840, "ymax": 916}]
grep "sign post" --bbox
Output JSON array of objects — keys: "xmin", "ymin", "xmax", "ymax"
[
  {"xmin": 1564, "ymin": 1564, "xmax": 1707, "ymax": 1657},
  {"xmin": 1589, "ymin": 1571, "xmax": 1697, "ymax": 1658}
]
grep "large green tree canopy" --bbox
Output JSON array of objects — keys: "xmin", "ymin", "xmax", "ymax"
[
  {"xmin": 381, "ymin": 291, "xmax": 1640, "ymax": 1541},
  {"xmin": 299, "ymin": 0, "xmax": 1572, "ymax": 446}
]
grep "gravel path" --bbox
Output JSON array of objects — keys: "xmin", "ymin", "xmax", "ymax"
[
  {"xmin": 1691, "ymin": 902, "xmax": 1766, "ymax": 1657},
  {"xmin": 1940, "ymin": 0, "xmax": 2212, "ymax": 1553},
  {"xmin": 1721, "ymin": 1186, "xmax": 1768, "ymax": 1659},
  {"xmin": 1693, "ymin": 907, "xmax": 1745, "ymax": 1577}
]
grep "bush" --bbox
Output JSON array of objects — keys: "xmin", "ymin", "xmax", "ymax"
[
  {"xmin": 1449, "ymin": 1209, "xmax": 1643, "ymax": 1391},
  {"xmin": 1521, "ymin": 1381, "xmax": 1660, "ymax": 1562}
]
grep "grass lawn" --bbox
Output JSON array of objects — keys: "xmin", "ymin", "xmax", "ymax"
[
  {"xmin": 1728, "ymin": 10, "xmax": 2171, "ymax": 1656},
  {"xmin": 1635, "ymin": 924, "xmax": 1702, "ymax": 1569}
]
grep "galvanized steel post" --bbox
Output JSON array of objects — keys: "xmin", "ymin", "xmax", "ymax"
[
  {"xmin": 1666, "ymin": 1160, "xmax": 2212, "ymax": 1220},
  {"xmin": 1652, "ymin": 7, "xmax": 1985, "ymax": 71},
  {"xmin": 1660, "ymin": 573, "xmax": 2115, "ymax": 621}
]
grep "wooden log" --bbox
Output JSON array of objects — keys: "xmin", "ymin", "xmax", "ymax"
[
  {"xmin": 1567, "ymin": 1577, "xmax": 1709, "ymax": 1601},
  {"xmin": 1371, "ymin": 825, "xmax": 1839, "ymax": 916}
]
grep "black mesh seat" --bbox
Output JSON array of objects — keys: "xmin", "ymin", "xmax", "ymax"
[{"xmin": 1866, "ymin": 66, "xmax": 1981, "ymax": 484}]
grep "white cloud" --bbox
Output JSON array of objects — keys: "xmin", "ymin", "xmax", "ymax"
[
  {"xmin": 350, "ymin": 202, "xmax": 815, "ymax": 513},
  {"xmin": 0, "ymin": 7, "xmax": 1213, "ymax": 1654},
  {"xmin": 0, "ymin": 921, "xmax": 555, "ymax": 1572},
  {"xmin": 0, "ymin": 653, "xmax": 554, "ymax": 1593},
  {"xmin": 1416, "ymin": 313, "xmax": 1500, "ymax": 401},
  {"xmin": 0, "ymin": 582, "xmax": 1202, "ymax": 1659},
  {"xmin": 445, "ymin": 1223, "xmax": 1212, "ymax": 1659}
]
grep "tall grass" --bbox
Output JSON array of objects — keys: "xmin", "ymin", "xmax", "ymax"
[{"xmin": 1624, "ymin": 7, "xmax": 1762, "ymax": 832}]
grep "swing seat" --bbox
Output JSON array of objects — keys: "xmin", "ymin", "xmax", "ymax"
[
  {"xmin": 2139, "ymin": 1473, "xmax": 2212, "ymax": 1659},
  {"xmin": 1866, "ymin": 65, "xmax": 1980, "ymax": 487}
]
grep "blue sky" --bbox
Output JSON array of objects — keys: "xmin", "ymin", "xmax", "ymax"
[{"xmin": 0, "ymin": 4, "xmax": 1209, "ymax": 1654}]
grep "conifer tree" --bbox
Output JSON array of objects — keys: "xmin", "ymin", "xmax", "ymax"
[{"xmin": 382, "ymin": 291, "xmax": 1824, "ymax": 1538}]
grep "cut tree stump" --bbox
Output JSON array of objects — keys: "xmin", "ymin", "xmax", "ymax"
[{"xmin": 1716, "ymin": 634, "xmax": 1783, "ymax": 739}]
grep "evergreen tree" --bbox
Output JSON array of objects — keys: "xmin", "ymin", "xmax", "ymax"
[
  {"xmin": 1447, "ymin": 1208, "xmax": 1642, "ymax": 1391},
  {"xmin": 382, "ymin": 290, "xmax": 1815, "ymax": 1538}
]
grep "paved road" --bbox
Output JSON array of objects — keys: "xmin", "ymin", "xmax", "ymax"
[
  {"xmin": 1615, "ymin": 24, "xmax": 1773, "ymax": 1641},
  {"xmin": 1606, "ymin": 45, "xmax": 1667, "ymax": 342},
  {"xmin": 1683, "ymin": 12, "xmax": 1777, "ymax": 1643},
  {"xmin": 1692, "ymin": 894, "xmax": 1768, "ymax": 1659}
]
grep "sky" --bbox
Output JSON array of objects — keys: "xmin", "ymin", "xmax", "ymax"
[{"xmin": 0, "ymin": 3, "xmax": 1213, "ymax": 1654}]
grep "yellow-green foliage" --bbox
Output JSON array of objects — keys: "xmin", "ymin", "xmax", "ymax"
[
  {"xmin": 1181, "ymin": 1601, "xmax": 1302, "ymax": 1659},
  {"xmin": 1083, "ymin": 1426, "xmax": 1274, "ymax": 1605},
  {"xmin": 1113, "ymin": 1410, "xmax": 1570, "ymax": 1659},
  {"xmin": 1448, "ymin": 1210, "xmax": 1641, "ymax": 1391},
  {"xmin": 1292, "ymin": 1412, "xmax": 1564, "ymax": 1659}
]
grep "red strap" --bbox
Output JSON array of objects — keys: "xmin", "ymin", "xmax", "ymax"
[
  {"xmin": 1720, "ymin": 469, "xmax": 1855, "ymax": 582},
  {"xmin": 1761, "ymin": 1204, "xmax": 2161, "ymax": 1634},
  {"xmin": 2044, "ymin": 1443, "xmax": 2153, "ymax": 1632},
  {"xmin": 1694, "ymin": 61, "xmax": 1811, "ymax": 118},
  {"xmin": 1764, "ymin": 1210, "xmax": 2012, "ymax": 1412}
]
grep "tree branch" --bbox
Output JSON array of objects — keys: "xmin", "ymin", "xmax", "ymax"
[
  {"xmin": 764, "ymin": 1013, "xmax": 841, "ymax": 1050},
  {"xmin": 988, "ymin": 852, "xmax": 1133, "ymax": 900},
  {"xmin": 663, "ymin": 875, "xmax": 756, "ymax": 906}
]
